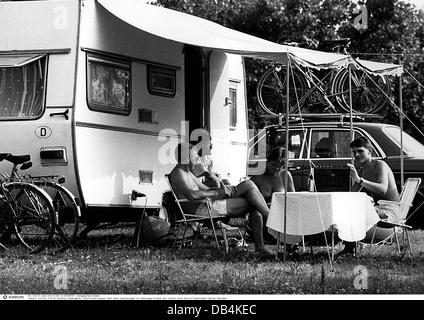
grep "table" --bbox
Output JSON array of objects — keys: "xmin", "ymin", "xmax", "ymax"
[{"xmin": 267, "ymin": 192, "xmax": 380, "ymax": 243}]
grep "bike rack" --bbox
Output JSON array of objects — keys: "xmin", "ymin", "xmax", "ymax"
[{"xmin": 261, "ymin": 112, "xmax": 383, "ymax": 124}]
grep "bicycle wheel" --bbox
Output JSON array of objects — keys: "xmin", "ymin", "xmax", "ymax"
[
  {"xmin": 1, "ymin": 182, "xmax": 56, "ymax": 254},
  {"xmin": 33, "ymin": 181, "xmax": 80, "ymax": 254},
  {"xmin": 256, "ymin": 66, "xmax": 307, "ymax": 116},
  {"xmin": 331, "ymin": 68, "xmax": 391, "ymax": 114}
]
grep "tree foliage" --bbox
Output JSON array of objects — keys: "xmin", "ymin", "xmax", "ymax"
[{"xmin": 152, "ymin": 0, "xmax": 424, "ymax": 142}]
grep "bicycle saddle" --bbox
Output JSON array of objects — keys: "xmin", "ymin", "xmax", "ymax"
[
  {"xmin": 282, "ymin": 41, "xmax": 309, "ymax": 48},
  {"xmin": 318, "ymin": 38, "xmax": 351, "ymax": 52},
  {"xmin": 5, "ymin": 154, "xmax": 31, "ymax": 165},
  {"xmin": 0, "ymin": 153, "xmax": 11, "ymax": 162},
  {"xmin": 320, "ymin": 38, "xmax": 351, "ymax": 46}
]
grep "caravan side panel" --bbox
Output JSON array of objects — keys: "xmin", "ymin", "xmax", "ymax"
[
  {"xmin": 74, "ymin": 1, "xmax": 186, "ymax": 210},
  {"xmin": 0, "ymin": 1, "xmax": 80, "ymax": 198}
]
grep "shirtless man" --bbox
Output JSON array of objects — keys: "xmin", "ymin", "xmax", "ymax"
[
  {"xmin": 349, "ymin": 136, "xmax": 400, "ymax": 219},
  {"xmin": 168, "ymin": 142, "xmax": 272, "ymax": 255},
  {"xmin": 338, "ymin": 136, "xmax": 400, "ymax": 257}
]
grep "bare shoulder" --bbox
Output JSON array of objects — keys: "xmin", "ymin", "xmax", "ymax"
[
  {"xmin": 278, "ymin": 169, "xmax": 293, "ymax": 179},
  {"xmin": 249, "ymin": 174, "xmax": 261, "ymax": 185},
  {"xmin": 375, "ymin": 159, "xmax": 391, "ymax": 171},
  {"xmin": 169, "ymin": 166, "xmax": 186, "ymax": 182}
]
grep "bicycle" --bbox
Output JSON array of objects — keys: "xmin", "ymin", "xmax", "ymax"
[
  {"xmin": 256, "ymin": 38, "xmax": 391, "ymax": 116},
  {"xmin": 2, "ymin": 153, "xmax": 81, "ymax": 254},
  {"xmin": 0, "ymin": 153, "xmax": 56, "ymax": 254}
]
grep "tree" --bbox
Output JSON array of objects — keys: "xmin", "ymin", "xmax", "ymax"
[
  {"xmin": 152, "ymin": 0, "xmax": 424, "ymax": 142},
  {"xmin": 338, "ymin": 0, "xmax": 424, "ymax": 142}
]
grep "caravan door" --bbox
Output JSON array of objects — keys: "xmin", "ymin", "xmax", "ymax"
[{"xmin": 208, "ymin": 52, "xmax": 249, "ymax": 183}]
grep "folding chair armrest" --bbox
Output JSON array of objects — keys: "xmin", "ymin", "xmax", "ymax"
[
  {"xmin": 376, "ymin": 200, "xmax": 413, "ymax": 208},
  {"xmin": 176, "ymin": 198, "xmax": 212, "ymax": 204},
  {"xmin": 378, "ymin": 218, "xmax": 411, "ymax": 228}
]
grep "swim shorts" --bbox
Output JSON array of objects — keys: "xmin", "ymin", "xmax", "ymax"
[
  {"xmin": 375, "ymin": 203, "xmax": 401, "ymax": 220},
  {"xmin": 195, "ymin": 199, "xmax": 227, "ymax": 217}
]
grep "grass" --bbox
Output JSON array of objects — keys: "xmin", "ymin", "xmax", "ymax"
[{"xmin": 1, "ymin": 225, "xmax": 424, "ymax": 296}]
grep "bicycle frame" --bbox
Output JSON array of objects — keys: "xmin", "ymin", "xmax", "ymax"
[
  {"xmin": 290, "ymin": 64, "xmax": 339, "ymax": 113},
  {"xmin": 0, "ymin": 179, "xmax": 56, "ymax": 254},
  {"xmin": 256, "ymin": 38, "xmax": 391, "ymax": 116},
  {"xmin": 2, "ymin": 154, "xmax": 81, "ymax": 254}
]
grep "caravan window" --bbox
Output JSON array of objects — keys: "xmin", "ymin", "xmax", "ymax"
[
  {"xmin": 0, "ymin": 55, "xmax": 47, "ymax": 120},
  {"xmin": 87, "ymin": 55, "xmax": 131, "ymax": 115},
  {"xmin": 229, "ymin": 82, "xmax": 238, "ymax": 129},
  {"xmin": 147, "ymin": 65, "xmax": 176, "ymax": 97}
]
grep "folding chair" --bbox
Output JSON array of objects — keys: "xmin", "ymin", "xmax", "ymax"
[
  {"xmin": 368, "ymin": 177, "xmax": 421, "ymax": 255},
  {"xmin": 165, "ymin": 174, "xmax": 245, "ymax": 253}
]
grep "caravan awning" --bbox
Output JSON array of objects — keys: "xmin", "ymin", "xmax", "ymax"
[
  {"xmin": 0, "ymin": 54, "xmax": 44, "ymax": 67},
  {"xmin": 354, "ymin": 59, "xmax": 404, "ymax": 77},
  {"xmin": 97, "ymin": 0, "xmax": 403, "ymax": 76}
]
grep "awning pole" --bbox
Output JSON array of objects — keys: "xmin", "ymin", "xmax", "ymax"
[
  {"xmin": 400, "ymin": 68, "xmax": 404, "ymax": 188},
  {"xmin": 283, "ymin": 52, "xmax": 291, "ymax": 263},
  {"xmin": 349, "ymin": 62, "xmax": 354, "ymax": 191}
]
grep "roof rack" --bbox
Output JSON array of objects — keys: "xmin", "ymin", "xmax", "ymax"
[{"xmin": 260, "ymin": 112, "xmax": 383, "ymax": 126}]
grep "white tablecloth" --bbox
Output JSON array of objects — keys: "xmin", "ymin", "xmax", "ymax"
[{"xmin": 267, "ymin": 192, "xmax": 380, "ymax": 242}]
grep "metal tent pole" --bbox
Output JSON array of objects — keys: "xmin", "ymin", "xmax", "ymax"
[
  {"xmin": 399, "ymin": 70, "xmax": 404, "ymax": 188},
  {"xmin": 282, "ymin": 52, "xmax": 291, "ymax": 263}
]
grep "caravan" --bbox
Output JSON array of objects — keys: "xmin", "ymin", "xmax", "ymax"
[
  {"xmin": 0, "ymin": 0, "xmax": 281, "ymax": 230},
  {"xmin": 2, "ymin": 1, "xmax": 407, "ymax": 236}
]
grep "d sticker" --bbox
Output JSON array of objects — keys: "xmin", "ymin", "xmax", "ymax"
[{"xmin": 35, "ymin": 126, "xmax": 52, "ymax": 139}]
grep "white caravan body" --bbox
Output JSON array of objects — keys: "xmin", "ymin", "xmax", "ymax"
[{"xmin": 0, "ymin": 1, "xmax": 250, "ymax": 223}]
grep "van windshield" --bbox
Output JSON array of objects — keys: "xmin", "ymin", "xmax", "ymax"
[{"xmin": 383, "ymin": 126, "xmax": 424, "ymax": 157}]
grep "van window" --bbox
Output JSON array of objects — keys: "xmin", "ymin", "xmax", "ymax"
[
  {"xmin": 383, "ymin": 126, "xmax": 424, "ymax": 157},
  {"xmin": 275, "ymin": 129, "xmax": 306, "ymax": 159},
  {"xmin": 87, "ymin": 54, "xmax": 131, "ymax": 115},
  {"xmin": 0, "ymin": 55, "xmax": 47, "ymax": 120},
  {"xmin": 311, "ymin": 130, "xmax": 353, "ymax": 158}
]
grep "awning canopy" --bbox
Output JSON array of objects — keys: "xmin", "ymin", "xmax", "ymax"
[
  {"xmin": 0, "ymin": 54, "xmax": 44, "ymax": 67},
  {"xmin": 97, "ymin": 0, "xmax": 403, "ymax": 76},
  {"xmin": 354, "ymin": 58, "xmax": 404, "ymax": 77}
]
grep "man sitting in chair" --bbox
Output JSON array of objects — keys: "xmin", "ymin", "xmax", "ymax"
[
  {"xmin": 168, "ymin": 142, "xmax": 273, "ymax": 256},
  {"xmin": 337, "ymin": 136, "xmax": 400, "ymax": 257}
]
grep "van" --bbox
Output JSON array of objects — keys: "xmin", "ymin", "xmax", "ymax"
[{"xmin": 249, "ymin": 120, "xmax": 424, "ymax": 227}]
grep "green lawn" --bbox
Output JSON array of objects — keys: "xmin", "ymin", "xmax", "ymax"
[{"xmin": 1, "ymin": 226, "xmax": 424, "ymax": 295}]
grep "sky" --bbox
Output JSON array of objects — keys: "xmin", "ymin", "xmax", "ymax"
[{"xmin": 406, "ymin": 0, "xmax": 424, "ymax": 10}]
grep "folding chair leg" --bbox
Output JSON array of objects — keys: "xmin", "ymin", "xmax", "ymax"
[
  {"xmin": 222, "ymin": 228, "xmax": 229, "ymax": 254},
  {"xmin": 394, "ymin": 228, "xmax": 401, "ymax": 254},
  {"xmin": 370, "ymin": 225, "xmax": 377, "ymax": 254},
  {"xmin": 209, "ymin": 219, "xmax": 225, "ymax": 253},
  {"xmin": 405, "ymin": 228, "xmax": 412, "ymax": 255}
]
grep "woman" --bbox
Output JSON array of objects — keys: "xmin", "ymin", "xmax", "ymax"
[
  {"xmin": 250, "ymin": 147, "xmax": 295, "ymax": 204},
  {"xmin": 250, "ymin": 147, "xmax": 297, "ymax": 246}
]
